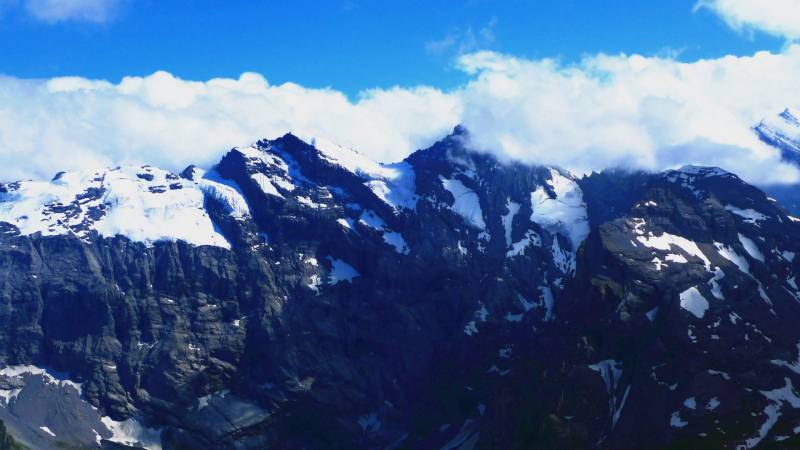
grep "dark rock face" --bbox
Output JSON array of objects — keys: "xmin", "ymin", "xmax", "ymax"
[{"xmin": 1, "ymin": 130, "xmax": 800, "ymax": 449}]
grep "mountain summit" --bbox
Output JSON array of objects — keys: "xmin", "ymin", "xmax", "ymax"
[
  {"xmin": 756, "ymin": 108, "xmax": 800, "ymax": 165},
  {"xmin": 1, "ymin": 129, "xmax": 800, "ymax": 449}
]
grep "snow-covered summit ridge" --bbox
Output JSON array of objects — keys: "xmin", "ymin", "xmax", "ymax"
[
  {"xmin": 672, "ymin": 165, "xmax": 733, "ymax": 178},
  {"xmin": 228, "ymin": 133, "xmax": 420, "ymax": 212},
  {"xmin": 0, "ymin": 130, "xmax": 423, "ymax": 249},
  {"xmin": 755, "ymin": 108, "xmax": 800, "ymax": 161},
  {"xmin": 0, "ymin": 131, "xmax": 421, "ymax": 249},
  {"xmin": 661, "ymin": 165, "xmax": 737, "ymax": 197},
  {"xmin": 0, "ymin": 164, "xmax": 249, "ymax": 249},
  {"xmin": 287, "ymin": 133, "xmax": 418, "ymax": 211},
  {"xmin": 0, "ymin": 126, "xmax": 759, "ymax": 253}
]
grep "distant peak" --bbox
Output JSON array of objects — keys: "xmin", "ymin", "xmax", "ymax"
[
  {"xmin": 780, "ymin": 108, "xmax": 800, "ymax": 127},
  {"xmin": 451, "ymin": 124, "xmax": 469, "ymax": 137},
  {"xmin": 250, "ymin": 133, "xmax": 303, "ymax": 151},
  {"xmin": 673, "ymin": 165, "xmax": 732, "ymax": 177},
  {"xmin": 275, "ymin": 132, "xmax": 304, "ymax": 146}
]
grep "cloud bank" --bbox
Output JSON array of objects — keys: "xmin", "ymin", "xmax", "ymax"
[
  {"xmin": 696, "ymin": 0, "xmax": 800, "ymax": 40},
  {"xmin": 0, "ymin": 72, "xmax": 461, "ymax": 181},
  {"xmin": 456, "ymin": 48, "xmax": 800, "ymax": 183},
  {"xmin": 3, "ymin": 47, "xmax": 800, "ymax": 185}
]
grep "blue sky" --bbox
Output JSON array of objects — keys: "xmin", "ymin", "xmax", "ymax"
[
  {"xmin": 2, "ymin": 0, "xmax": 800, "ymax": 185},
  {"xmin": 0, "ymin": 0, "xmax": 786, "ymax": 95}
]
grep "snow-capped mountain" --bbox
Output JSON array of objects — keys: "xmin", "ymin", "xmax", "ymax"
[
  {"xmin": 755, "ymin": 108, "xmax": 800, "ymax": 165},
  {"xmin": 1, "ymin": 128, "xmax": 800, "ymax": 449},
  {"xmin": 0, "ymin": 165, "xmax": 250, "ymax": 248},
  {"xmin": 753, "ymin": 108, "xmax": 800, "ymax": 214}
]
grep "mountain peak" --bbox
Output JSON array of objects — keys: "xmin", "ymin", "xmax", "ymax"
[
  {"xmin": 780, "ymin": 108, "xmax": 800, "ymax": 126},
  {"xmin": 754, "ymin": 108, "xmax": 800, "ymax": 165},
  {"xmin": 451, "ymin": 124, "xmax": 469, "ymax": 137},
  {"xmin": 673, "ymin": 165, "xmax": 733, "ymax": 178}
]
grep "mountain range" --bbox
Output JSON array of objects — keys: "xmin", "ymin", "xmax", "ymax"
[{"xmin": 1, "ymin": 115, "xmax": 800, "ymax": 449}]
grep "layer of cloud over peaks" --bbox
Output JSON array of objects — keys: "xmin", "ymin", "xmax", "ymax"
[
  {"xmin": 456, "ymin": 48, "xmax": 800, "ymax": 184},
  {"xmin": 0, "ymin": 72, "xmax": 461, "ymax": 181},
  {"xmin": 2, "ymin": 47, "xmax": 800, "ymax": 185},
  {"xmin": 695, "ymin": 0, "xmax": 800, "ymax": 40}
]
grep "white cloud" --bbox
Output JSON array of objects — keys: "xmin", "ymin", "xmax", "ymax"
[
  {"xmin": 425, "ymin": 17, "xmax": 497, "ymax": 56},
  {"xmin": 21, "ymin": 0, "xmax": 120, "ymax": 23},
  {"xmin": 456, "ymin": 48, "xmax": 800, "ymax": 184},
  {"xmin": 695, "ymin": 0, "xmax": 800, "ymax": 40},
  {"xmin": 0, "ymin": 72, "xmax": 461, "ymax": 181},
  {"xmin": 2, "ymin": 47, "xmax": 800, "ymax": 185}
]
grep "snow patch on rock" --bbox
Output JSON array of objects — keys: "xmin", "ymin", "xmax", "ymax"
[
  {"xmin": 725, "ymin": 205, "xmax": 768, "ymax": 225},
  {"xmin": 383, "ymin": 232, "xmax": 410, "ymax": 255},
  {"xmin": 637, "ymin": 232, "xmax": 711, "ymax": 270},
  {"xmin": 100, "ymin": 416, "xmax": 162, "ymax": 450},
  {"xmin": 441, "ymin": 177, "xmax": 486, "ymax": 230},
  {"xmin": 506, "ymin": 230, "xmax": 541, "ymax": 258},
  {"xmin": 327, "ymin": 258, "xmax": 360, "ymax": 285},
  {"xmin": 194, "ymin": 168, "xmax": 250, "ymax": 218},
  {"xmin": 670, "ymin": 411, "xmax": 688, "ymax": 428},
  {"xmin": 358, "ymin": 210, "xmax": 410, "ymax": 254},
  {"xmin": 530, "ymin": 169, "xmax": 589, "ymax": 254},
  {"xmin": 589, "ymin": 359, "xmax": 628, "ymax": 429},
  {"xmin": 715, "ymin": 242, "xmax": 751, "ymax": 275},
  {"xmin": 0, "ymin": 365, "xmax": 82, "ymax": 397},
  {"xmin": 502, "ymin": 199, "xmax": 520, "ymax": 247},
  {"xmin": 709, "ymin": 267, "xmax": 725, "ymax": 300},
  {"xmin": 679, "ymin": 287, "xmax": 709, "ymax": 319},
  {"xmin": 251, "ymin": 173, "xmax": 284, "ymax": 198},
  {"xmin": 739, "ymin": 233, "xmax": 765, "ymax": 263},
  {"xmin": 746, "ymin": 377, "xmax": 800, "ymax": 448}
]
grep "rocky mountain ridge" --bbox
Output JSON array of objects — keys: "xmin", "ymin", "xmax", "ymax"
[{"xmin": 0, "ymin": 127, "xmax": 800, "ymax": 449}]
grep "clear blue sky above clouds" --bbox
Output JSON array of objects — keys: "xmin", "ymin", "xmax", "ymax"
[
  {"xmin": 2, "ymin": 0, "xmax": 800, "ymax": 186},
  {"xmin": 0, "ymin": 0, "xmax": 785, "ymax": 95}
]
